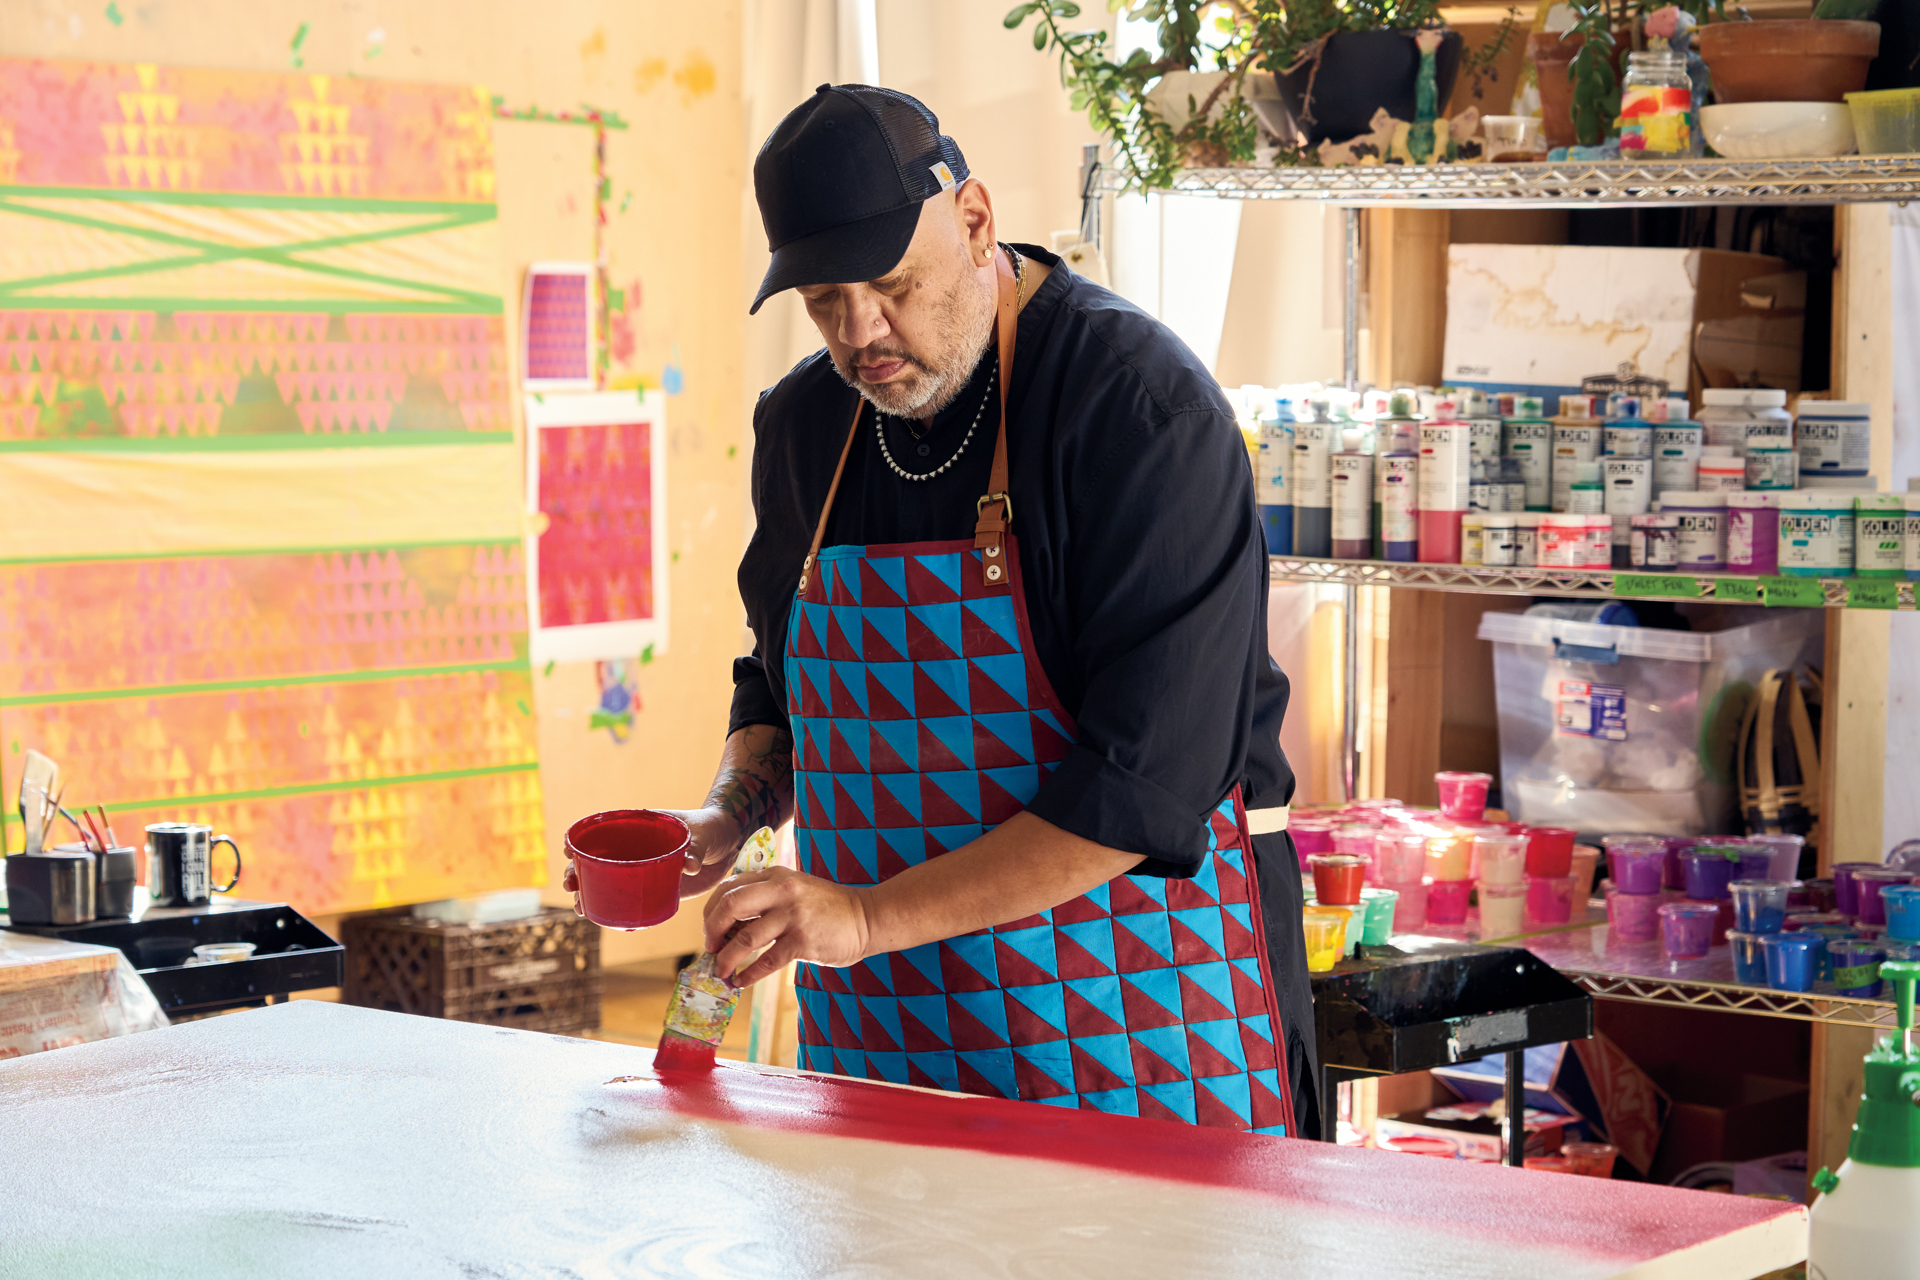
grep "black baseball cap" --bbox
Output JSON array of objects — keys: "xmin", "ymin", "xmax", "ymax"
[{"xmin": 750, "ymin": 84, "xmax": 969, "ymax": 314}]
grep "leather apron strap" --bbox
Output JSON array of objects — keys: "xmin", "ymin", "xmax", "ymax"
[{"xmin": 796, "ymin": 250, "xmax": 1020, "ymax": 599}]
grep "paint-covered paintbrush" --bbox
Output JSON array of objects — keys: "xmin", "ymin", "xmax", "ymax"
[{"xmin": 653, "ymin": 827, "xmax": 780, "ymax": 1072}]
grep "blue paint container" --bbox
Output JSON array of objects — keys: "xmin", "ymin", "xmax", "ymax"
[
  {"xmin": 1762, "ymin": 932, "xmax": 1821, "ymax": 992},
  {"xmin": 1882, "ymin": 885, "xmax": 1920, "ymax": 943},
  {"xmin": 1257, "ymin": 403, "xmax": 1293, "ymax": 556},
  {"xmin": 1828, "ymin": 940, "xmax": 1887, "ymax": 999},
  {"xmin": 1728, "ymin": 930, "xmax": 1770, "ymax": 985}
]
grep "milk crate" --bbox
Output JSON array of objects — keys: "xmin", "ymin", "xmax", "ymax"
[{"xmin": 342, "ymin": 907, "xmax": 601, "ymax": 1035}]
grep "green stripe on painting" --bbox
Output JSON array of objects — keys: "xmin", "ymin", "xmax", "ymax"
[
  {"xmin": 0, "ymin": 432, "xmax": 513, "ymax": 455},
  {"xmin": 0, "ymin": 297, "xmax": 501, "ymax": 314},
  {"xmin": 0, "ymin": 186, "xmax": 498, "ymax": 217},
  {"xmin": 0, "ymin": 536, "xmax": 519, "ymax": 568},
  {"xmin": 0, "ymin": 659, "xmax": 527, "ymax": 708},
  {"xmin": 0, "ymin": 760, "xmax": 540, "ymax": 829}
]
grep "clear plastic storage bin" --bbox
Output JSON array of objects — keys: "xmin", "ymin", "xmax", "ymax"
[{"xmin": 1476, "ymin": 606, "xmax": 1822, "ymax": 837}]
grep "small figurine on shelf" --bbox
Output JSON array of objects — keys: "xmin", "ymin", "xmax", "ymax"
[{"xmin": 1642, "ymin": 6, "xmax": 1709, "ymax": 157}]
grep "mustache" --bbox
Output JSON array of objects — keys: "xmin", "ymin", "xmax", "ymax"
[{"xmin": 846, "ymin": 344, "xmax": 928, "ymax": 373}]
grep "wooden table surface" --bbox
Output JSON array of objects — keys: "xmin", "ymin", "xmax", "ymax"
[{"xmin": 0, "ymin": 1001, "xmax": 1805, "ymax": 1279}]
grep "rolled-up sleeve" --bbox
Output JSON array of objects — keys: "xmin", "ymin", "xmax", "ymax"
[
  {"xmin": 728, "ymin": 652, "xmax": 789, "ymax": 737},
  {"xmin": 1024, "ymin": 407, "xmax": 1263, "ymax": 879}
]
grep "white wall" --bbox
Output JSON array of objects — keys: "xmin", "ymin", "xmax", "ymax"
[{"xmin": 1884, "ymin": 205, "xmax": 1920, "ymax": 852}]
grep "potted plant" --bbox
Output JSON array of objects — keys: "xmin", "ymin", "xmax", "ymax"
[
  {"xmin": 1525, "ymin": 0, "xmax": 1635, "ymax": 149},
  {"xmin": 1253, "ymin": 0, "xmax": 1468, "ymax": 146},
  {"xmin": 1697, "ymin": 0, "xmax": 1881, "ymax": 105}
]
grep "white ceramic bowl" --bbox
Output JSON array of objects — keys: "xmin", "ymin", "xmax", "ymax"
[{"xmin": 1701, "ymin": 101, "xmax": 1856, "ymax": 159}]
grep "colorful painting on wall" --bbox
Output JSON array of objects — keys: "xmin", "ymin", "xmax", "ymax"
[{"xmin": 0, "ymin": 57, "xmax": 541, "ymax": 913}]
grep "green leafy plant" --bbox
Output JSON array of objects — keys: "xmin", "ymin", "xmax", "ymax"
[{"xmin": 1563, "ymin": 2, "xmax": 1621, "ymax": 147}]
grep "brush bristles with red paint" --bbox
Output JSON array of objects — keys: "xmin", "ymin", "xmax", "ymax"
[{"xmin": 652, "ymin": 1028, "xmax": 717, "ymax": 1072}]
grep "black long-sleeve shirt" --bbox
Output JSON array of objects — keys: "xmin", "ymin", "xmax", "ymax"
[{"xmin": 731, "ymin": 245, "xmax": 1318, "ymax": 1134}]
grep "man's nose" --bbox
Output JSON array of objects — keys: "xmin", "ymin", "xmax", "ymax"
[{"xmin": 838, "ymin": 291, "xmax": 888, "ymax": 349}]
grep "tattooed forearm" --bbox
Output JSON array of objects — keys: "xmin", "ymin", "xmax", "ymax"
[{"xmin": 702, "ymin": 724, "xmax": 795, "ymax": 839}]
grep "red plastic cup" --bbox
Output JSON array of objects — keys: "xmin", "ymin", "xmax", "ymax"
[
  {"xmin": 1524, "ymin": 1156, "xmax": 1573, "ymax": 1173},
  {"xmin": 1525, "ymin": 827, "xmax": 1576, "ymax": 877},
  {"xmin": 1310, "ymin": 854, "xmax": 1367, "ymax": 906},
  {"xmin": 566, "ymin": 809, "xmax": 689, "ymax": 929},
  {"xmin": 1434, "ymin": 771, "xmax": 1492, "ymax": 822},
  {"xmin": 1428, "ymin": 878, "xmax": 1472, "ymax": 924},
  {"xmin": 1525, "ymin": 873, "xmax": 1577, "ymax": 925},
  {"xmin": 1562, "ymin": 1141, "xmax": 1618, "ymax": 1178}
]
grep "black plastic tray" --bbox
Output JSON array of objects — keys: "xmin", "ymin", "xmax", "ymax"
[{"xmin": 2, "ymin": 892, "xmax": 343, "ymax": 1016}]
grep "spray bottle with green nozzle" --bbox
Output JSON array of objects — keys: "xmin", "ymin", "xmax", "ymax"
[{"xmin": 1808, "ymin": 959, "xmax": 1920, "ymax": 1280}]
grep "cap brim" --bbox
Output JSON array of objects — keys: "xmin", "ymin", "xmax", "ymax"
[{"xmin": 749, "ymin": 201, "xmax": 922, "ymax": 315}]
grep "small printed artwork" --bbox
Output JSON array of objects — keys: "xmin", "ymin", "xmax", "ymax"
[{"xmin": 521, "ymin": 263, "xmax": 594, "ymax": 390}]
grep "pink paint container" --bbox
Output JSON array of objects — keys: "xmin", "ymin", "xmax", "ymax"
[
  {"xmin": 1290, "ymin": 816, "xmax": 1334, "ymax": 870},
  {"xmin": 1831, "ymin": 862, "xmax": 1881, "ymax": 917},
  {"xmin": 1607, "ymin": 887, "xmax": 1662, "ymax": 942},
  {"xmin": 1473, "ymin": 833, "xmax": 1527, "ymax": 886},
  {"xmin": 565, "ymin": 808, "xmax": 689, "ymax": 930},
  {"xmin": 1687, "ymin": 897, "xmax": 1734, "ymax": 946},
  {"xmin": 1525, "ymin": 827, "xmax": 1576, "ymax": 878},
  {"xmin": 1660, "ymin": 901, "xmax": 1719, "ymax": 959},
  {"xmin": 1606, "ymin": 840, "xmax": 1666, "ymax": 895},
  {"xmin": 1382, "ymin": 879, "xmax": 1429, "ymax": 930},
  {"xmin": 1854, "ymin": 867, "xmax": 1915, "ymax": 928},
  {"xmin": 1332, "ymin": 824, "xmax": 1378, "ymax": 862},
  {"xmin": 1660, "ymin": 837, "xmax": 1696, "ymax": 891},
  {"xmin": 1310, "ymin": 854, "xmax": 1367, "ymax": 906},
  {"xmin": 1434, "ymin": 771, "xmax": 1492, "ymax": 822},
  {"xmin": 1428, "ymin": 879, "xmax": 1472, "ymax": 924},
  {"xmin": 1526, "ymin": 874, "xmax": 1577, "ymax": 925},
  {"xmin": 1374, "ymin": 831, "xmax": 1429, "ymax": 883}
]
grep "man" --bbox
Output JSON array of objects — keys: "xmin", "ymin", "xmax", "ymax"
[{"xmin": 572, "ymin": 84, "xmax": 1316, "ymax": 1136}]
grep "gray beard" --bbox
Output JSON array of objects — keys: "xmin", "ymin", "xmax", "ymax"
[{"xmin": 833, "ymin": 270, "xmax": 996, "ymax": 419}]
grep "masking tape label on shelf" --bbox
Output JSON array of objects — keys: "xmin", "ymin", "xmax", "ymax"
[
  {"xmin": 1714, "ymin": 578, "xmax": 1762, "ymax": 604},
  {"xmin": 1845, "ymin": 579, "xmax": 1898, "ymax": 610},
  {"xmin": 1761, "ymin": 577, "xmax": 1825, "ymax": 608},
  {"xmin": 1612, "ymin": 573, "xmax": 1699, "ymax": 599}
]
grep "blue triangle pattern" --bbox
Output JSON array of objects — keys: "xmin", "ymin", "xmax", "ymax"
[
  {"xmin": 898, "ymin": 946, "xmax": 946, "ymax": 993},
  {"xmin": 1064, "ymin": 974, "xmax": 1126, "ymax": 1028},
  {"xmin": 996, "ymin": 925, "xmax": 1057, "ymax": 977},
  {"xmin": 878, "ymin": 827, "xmax": 926, "ymax": 867},
  {"xmin": 1081, "ymin": 1085, "xmax": 1139, "ymax": 1117},
  {"xmin": 944, "ymin": 934, "xmax": 999, "ymax": 989},
  {"xmin": 926, "ymin": 770, "xmax": 981, "ymax": 822},
  {"xmin": 876, "ymin": 774, "xmax": 921, "ymax": 823},
  {"xmin": 973, "ymin": 711, "xmax": 1034, "ymax": 764},
  {"xmin": 867, "ymin": 1051, "xmax": 907, "ymax": 1083},
  {"xmin": 859, "ymin": 956, "xmax": 895, "ymax": 994},
  {"xmin": 1241, "ymin": 1015, "xmax": 1273, "ymax": 1044},
  {"xmin": 828, "ymin": 661, "xmax": 870, "ymax": 715},
  {"xmin": 1014, "ymin": 1042, "xmax": 1076, "ymax": 1091},
  {"xmin": 829, "ymin": 605, "xmax": 865, "ymax": 659},
  {"xmin": 915, "ymin": 552, "xmax": 962, "ymax": 597},
  {"xmin": 1129, "ymin": 1023, "xmax": 1192, "ymax": 1077},
  {"xmin": 1073, "ymin": 1033, "xmax": 1137, "ymax": 1085},
  {"xmin": 865, "ymin": 606, "xmax": 908, "ymax": 659},
  {"xmin": 859, "ymin": 995, "xmax": 904, "ymax": 1048},
  {"xmin": 1225, "ymin": 902, "xmax": 1253, "ymax": 932},
  {"xmin": 871, "ymin": 720, "xmax": 918, "ymax": 771},
  {"xmin": 1058, "ymin": 919, "xmax": 1117, "ymax": 972},
  {"xmin": 833, "ymin": 1048, "xmax": 867, "ymax": 1079},
  {"xmin": 1171, "ymin": 906, "xmax": 1226, "ymax": 959},
  {"xmin": 1005, "ymin": 981, "xmax": 1068, "ymax": 1035},
  {"xmin": 963, "ymin": 595, "xmax": 1021, "ymax": 650},
  {"xmin": 909, "ymin": 602, "xmax": 965, "ymax": 659},
  {"xmin": 1182, "ymin": 960, "xmax": 1237, "ymax": 1014},
  {"xmin": 1114, "ymin": 911, "xmax": 1173, "ymax": 964},
  {"xmin": 1037, "ymin": 1093, "xmax": 1082, "ymax": 1109},
  {"xmin": 798, "ymin": 656, "xmax": 832, "ymax": 706},
  {"xmin": 958, "ymin": 1048, "xmax": 1018, "ymax": 1099},
  {"xmin": 907, "ymin": 1050, "xmax": 958, "ymax": 1092},
  {"xmin": 922, "ymin": 716, "xmax": 976, "ymax": 771},
  {"xmin": 917, "ymin": 659, "xmax": 971, "ymax": 714},
  {"xmin": 900, "ymin": 992, "xmax": 949, "ymax": 1043},
  {"xmin": 1141, "ymin": 1079, "xmax": 1197, "ymax": 1124},
  {"xmin": 1188, "ymin": 1018, "xmax": 1248, "ymax": 1072},
  {"xmin": 838, "ymin": 828, "xmax": 878, "ymax": 881},
  {"xmin": 836, "ymin": 775, "xmax": 874, "ymax": 825},
  {"xmin": 971, "ymin": 652, "xmax": 1027, "ymax": 707},
  {"xmin": 926, "ymin": 823, "xmax": 983, "ymax": 852},
  {"xmin": 869, "ymin": 556, "xmax": 907, "ymax": 602},
  {"xmin": 1124, "ymin": 968, "xmax": 1183, "ymax": 1022},
  {"xmin": 1197, "ymin": 1071, "xmax": 1253, "ymax": 1124},
  {"xmin": 983, "ymin": 764, "xmax": 1041, "ymax": 804},
  {"xmin": 830, "ymin": 991, "xmax": 862, "ymax": 1035},
  {"xmin": 867, "ymin": 662, "xmax": 916, "ymax": 716},
  {"xmin": 1125, "ymin": 875, "xmax": 1169, "ymax": 908},
  {"xmin": 830, "ymin": 718, "xmax": 872, "ymax": 770}
]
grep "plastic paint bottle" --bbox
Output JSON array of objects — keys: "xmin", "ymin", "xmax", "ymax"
[
  {"xmin": 1515, "ymin": 512, "xmax": 1541, "ymax": 567},
  {"xmin": 1502, "ymin": 396, "xmax": 1553, "ymax": 511},
  {"xmin": 1496, "ymin": 457, "xmax": 1527, "ymax": 513},
  {"xmin": 1419, "ymin": 419, "xmax": 1472, "ymax": 563},
  {"xmin": 1796, "ymin": 400, "xmax": 1873, "ymax": 478},
  {"xmin": 1663, "ymin": 490, "xmax": 1728, "ymax": 572},
  {"xmin": 1551, "ymin": 399, "xmax": 1604, "ymax": 513},
  {"xmin": 1331, "ymin": 430, "xmax": 1375, "ymax": 560},
  {"xmin": 1257, "ymin": 401, "xmax": 1294, "ymax": 555},
  {"xmin": 1745, "ymin": 425, "xmax": 1797, "ymax": 491},
  {"xmin": 1610, "ymin": 513, "xmax": 1634, "ymax": 569},
  {"xmin": 1461, "ymin": 514, "xmax": 1486, "ymax": 566},
  {"xmin": 1653, "ymin": 419, "xmax": 1703, "ymax": 494},
  {"xmin": 1539, "ymin": 513, "xmax": 1586, "ymax": 569},
  {"xmin": 1907, "ymin": 493, "xmax": 1920, "ymax": 582},
  {"xmin": 1467, "ymin": 412, "xmax": 1503, "ymax": 469},
  {"xmin": 1778, "ymin": 490, "xmax": 1854, "ymax": 578},
  {"xmin": 1585, "ymin": 514, "xmax": 1614, "ymax": 570},
  {"xmin": 1726, "ymin": 491, "xmax": 1781, "ymax": 576},
  {"xmin": 1567, "ymin": 461, "xmax": 1604, "ymax": 514},
  {"xmin": 1695, "ymin": 446, "xmax": 1746, "ymax": 494},
  {"xmin": 1292, "ymin": 416, "xmax": 1334, "ymax": 558},
  {"xmin": 1604, "ymin": 415, "xmax": 1652, "ymax": 459},
  {"xmin": 1700, "ymin": 386, "xmax": 1791, "ymax": 456},
  {"xmin": 1469, "ymin": 455, "xmax": 1494, "ymax": 514},
  {"xmin": 1630, "ymin": 513, "xmax": 1679, "ymax": 568},
  {"xmin": 1856, "ymin": 493, "xmax": 1907, "ymax": 579},
  {"xmin": 1604, "ymin": 456, "xmax": 1654, "ymax": 517},
  {"xmin": 1483, "ymin": 513, "xmax": 1518, "ymax": 567}
]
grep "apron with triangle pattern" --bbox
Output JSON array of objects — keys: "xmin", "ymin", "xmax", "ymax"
[{"xmin": 782, "ymin": 252, "xmax": 1296, "ymax": 1136}]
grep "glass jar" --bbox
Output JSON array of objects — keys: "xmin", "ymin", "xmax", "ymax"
[{"xmin": 1620, "ymin": 49, "xmax": 1693, "ymax": 156}]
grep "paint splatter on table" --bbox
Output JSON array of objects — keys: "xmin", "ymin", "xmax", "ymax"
[{"xmin": 0, "ymin": 1002, "xmax": 1804, "ymax": 1278}]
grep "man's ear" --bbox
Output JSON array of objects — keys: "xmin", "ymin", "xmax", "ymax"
[{"xmin": 955, "ymin": 179, "xmax": 996, "ymax": 265}]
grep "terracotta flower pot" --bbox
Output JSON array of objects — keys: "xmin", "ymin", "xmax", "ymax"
[
  {"xmin": 1528, "ymin": 29, "xmax": 1629, "ymax": 149},
  {"xmin": 1699, "ymin": 19, "xmax": 1880, "ymax": 105}
]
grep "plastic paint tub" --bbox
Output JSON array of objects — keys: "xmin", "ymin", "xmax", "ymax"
[
  {"xmin": 1539, "ymin": 513, "xmax": 1587, "ymax": 568},
  {"xmin": 1786, "ymin": 910, "xmax": 1849, "ymax": 933},
  {"xmin": 1695, "ymin": 446, "xmax": 1746, "ymax": 493},
  {"xmin": 1680, "ymin": 849, "xmax": 1739, "ymax": 901},
  {"xmin": 1747, "ymin": 833, "xmax": 1805, "ymax": 883},
  {"xmin": 1700, "ymin": 387, "xmax": 1790, "ymax": 456},
  {"xmin": 1484, "ymin": 513, "xmax": 1519, "ymax": 566},
  {"xmin": 1479, "ymin": 881, "xmax": 1527, "ymax": 937},
  {"xmin": 1425, "ymin": 835, "xmax": 1472, "ymax": 882},
  {"xmin": 1762, "ymin": 931, "xmax": 1821, "ymax": 992},
  {"xmin": 1802, "ymin": 924, "xmax": 1855, "ymax": 982},
  {"xmin": 1382, "ymin": 879, "xmax": 1429, "ymax": 930},
  {"xmin": 566, "ymin": 808, "xmax": 691, "ymax": 930},
  {"xmin": 1331, "ymin": 824, "xmax": 1378, "ymax": 861},
  {"xmin": 1798, "ymin": 879, "xmax": 1840, "ymax": 914},
  {"xmin": 1732, "ymin": 845, "xmax": 1775, "ymax": 883},
  {"xmin": 1908, "ymin": 493, "xmax": 1920, "ymax": 581},
  {"xmin": 1607, "ymin": 887, "xmax": 1663, "ymax": 942},
  {"xmin": 1828, "ymin": 940, "xmax": 1887, "ymax": 998},
  {"xmin": 1310, "ymin": 854, "xmax": 1367, "ymax": 906},
  {"xmin": 1435, "ymin": 771, "xmax": 1492, "ymax": 821},
  {"xmin": 1662, "ymin": 491, "xmax": 1727, "ymax": 572},
  {"xmin": 1853, "ymin": 866, "xmax": 1913, "ymax": 928},
  {"xmin": 1526, "ymin": 874, "xmax": 1577, "ymax": 925},
  {"xmin": 1374, "ymin": 831, "xmax": 1429, "ymax": 883},
  {"xmin": 1745, "ymin": 434, "xmax": 1796, "ymax": 491},
  {"xmin": 1427, "ymin": 879, "xmax": 1472, "ymax": 924},
  {"xmin": 1474, "ymin": 833, "xmax": 1528, "ymax": 886},
  {"xmin": 1726, "ymin": 491, "xmax": 1780, "ymax": 576},
  {"xmin": 1794, "ymin": 400, "xmax": 1871, "ymax": 477},
  {"xmin": 1831, "ymin": 862, "xmax": 1882, "ymax": 917},
  {"xmin": 1880, "ymin": 885, "xmax": 1920, "ymax": 942},
  {"xmin": 1524, "ymin": 1156, "xmax": 1574, "ymax": 1174},
  {"xmin": 1728, "ymin": 930, "xmax": 1770, "ymax": 984},
  {"xmin": 1652, "ymin": 421, "xmax": 1702, "ymax": 494},
  {"xmin": 1461, "ymin": 514, "xmax": 1486, "ymax": 566},
  {"xmin": 1729, "ymin": 879, "xmax": 1791, "ymax": 934},
  {"xmin": 1778, "ymin": 490, "xmax": 1855, "ymax": 577},
  {"xmin": 1629, "ymin": 512, "xmax": 1679, "ymax": 568},
  {"xmin": 1570, "ymin": 845, "xmax": 1600, "ymax": 905},
  {"xmin": 1291, "ymin": 816, "xmax": 1334, "ymax": 869},
  {"xmin": 1359, "ymin": 887, "xmax": 1400, "ymax": 944},
  {"xmin": 1302, "ymin": 910, "xmax": 1345, "ymax": 973},
  {"xmin": 1660, "ymin": 901, "xmax": 1719, "ymax": 959},
  {"xmin": 1607, "ymin": 841, "xmax": 1667, "ymax": 895},
  {"xmin": 1526, "ymin": 827, "xmax": 1576, "ymax": 878},
  {"xmin": 1562, "ymin": 1141, "xmax": 1618, "ymax": 1178},
  {"xmin": 1855, "ymin": 493, "xmax": 1907, "ymax": 579},
  {"xmin": 1584, "ymin": 513, "xmax": 1612, "ymax": 570}
]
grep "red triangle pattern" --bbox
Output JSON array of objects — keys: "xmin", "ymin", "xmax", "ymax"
[
  {"xmin": 958, "ymin": 612, "xmax": 1020, "ymax": 658},
  {"xmin": 1177, "ymin": 973, "xmax": 1236, "ymax": 1024},
  {"xmin": 861, "ymin": 560, "xmax": 906, "ymax": 608},
  {"xmin": 904, "ymin": 611, "xmax": 962, "ymax": 663},
  {"xmin": 814, "ymin": 965, "xmax": 851, "ymax": 995},
  {"xmin": 905, "ymin": 558, "xmax": 962, "ymax": 605},
  {"xmin": 937, "ymin": 942, "xmax": 998, "ymax": 993},
  {"xmin": 1053, "ymin": 930, "xmax": 1114, "ymax": 980},
  {"xmin": 993, "ymin": 940, "xmax": 1056, "ymax": 989},
  {"xmin": 1029, "ymin": 714, "xmax": 1073, "ymax": 762},
  {"xmin": 1186, "ymin": 1030, "xmax": 1242, "ymax": 1081},
  {"xmin": 793, "ymin": 613, "xmax": 826, "ymax": 658},
  {"xmin": 911, "ymin": 666, "xmax": 968, "ymax": 719},
  {"xmin": 967, "ymin": 662, "xmax": 1026, "ymax": 715},
  {"xmin": 827, "ymin": 613, "xmax": 860, "ymax": 661},
  {"xmin": 996, "ymin": 913, "xmax": 1050, "ymax": 933},
  {"xmin": 836, "ymin": 834, "xmax": 877, "ymax": 887},
  {"xmin": 1070, "ymin": 1043, "xmax": 1130, "ymax": 1095},
  {"xmin": 1014, "ymin": 1053, "xmax": 1074, "ymax": 1100},
  {"xmin": 1130, "ymin": 1037, "xmax": 1190, "ymax": 1087},
  {"xmin": 801, "ymin": 729, "xmax": 829, "ymax": 772},
  {"xmin": 955, "ymin": 1055, "xmax": 1013, "ymax": 1100},
  {"xmin": 798, "ymin": 669, "xmax": 828, "ymax": 718},
  {"xmin": 1108, "ymin": 877, "xmax": 1163, "ymax": 916},
  {"xmin": 907, "ymin": 1059, "xmax": 947, "ymax": 1091},
  {"xmin": 1213, "ymin": 858, "xmax": 1250, "ymax": 905},
  {"xmin": 1138, "ymin": 1089, "xmax": 1190, "ymax": 1127},
  {"xmin": 864, "ymin": 670, "xmax": 914, "ymax": 722},
  {"xmin": 977, "ymin": 773, "xmax": 1026, "ymax": 826},
  {"xmin": 1170, "ymin": 917, "xmax": 1225, "ymax": 967},
  {"xmin": 1005, "ymin": 995, "xmax": 1068, "ymax": 1047},
  {"xmin": 827, "ymin": 564, "xmax": 856, "ymax": 607},
  {"xmin": 1063, "ymin": 988, "xmax": 1126, "ymax": 1039},
  {"xmin": 1239, "ymin": 1021, "xmax": 1278, "ymax": 1072},
  {"xmin": 859, "ymin": 1012, "xmax": 901, "ymax": 1054},
  {"xmin": 829, "ymin": 725, "xmax": 865, "ymax": 774},
  {"xmin": 946, "ymin": 999, "xmax": 1010, "ymax": 1052},
  {"xmin": 1249, "ymin": 1074, "xmax": 1289, "ymax": 1130},
  {"xmin": 971, "ymin": 721, "xmax": 1030, "ymax": 770},
  {"xmin": 1222, "ymin": 910, "xmax": 1260, "ymax": 961},
  {"xmin": 867, "ymin": 728, "xmax": 913, "ymax": 776},
  {"xmin": 828, "ymin": 667, "xmax": 865, "ymax": 718},
  {"xmin": 919, "ymin": 776, "xmax": 977, "ymax": 828},
  {"xmin": 830, "ymin": 779, "xmax": 872, "ymax": 831},
  {"xmin": 891, "ymin": 960, "xmax": 944, "ymax": 1000},
  {"xmin": 1051, "ymin": 894, "xmax": 1110, "ymax": 926},
  {"xmin": 1119, "ymin": 975, "xmax": 1183, "ymax": 1029},
  {"xmin": 860, "ymin": 618, "xmax": 907, "ymax": 665},
  {"xmin": 1194, "ymin": 1080, "xmax": 1252, "ymax": 1132},
  {"xmin": 876, "ymin": 839, "xmax": 916, "ymax": 884},
  {"xmin": 846, "ymin": 959, "xmax": 891, "ymax": 996},
  {"xmin": 1113, "ymin": 926, "xmax": 1170, "ymax": 975},
  {"xmin": 870, "ymin": 784, "xmax": 918, "ymax": 831},
  {"xmin": 1166, "ymin": 876, "xmax": 1218, "ymax": 910},
  {"xmin": 1209, "ymin": 809, "xmax": 1239, "ymax": 848},
  {"xmin": 915, "ymin": 723, "xmax": 969, "ymax": 772},
  {"xmin": 1229, "ymin": 962, "xmax": 1270, "ymax": 1016},
  {"xmin": 827, "ymin": 997, "xmax": 860, "ymax": 1049},
  {"xmin": 899, "ymin": 1007, "xmax": 950, "ymax": 1053}
]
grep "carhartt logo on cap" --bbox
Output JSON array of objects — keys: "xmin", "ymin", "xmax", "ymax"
[{"xmin": 929, "ymin": 161, "xmax": 956, "ymax": 191}]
